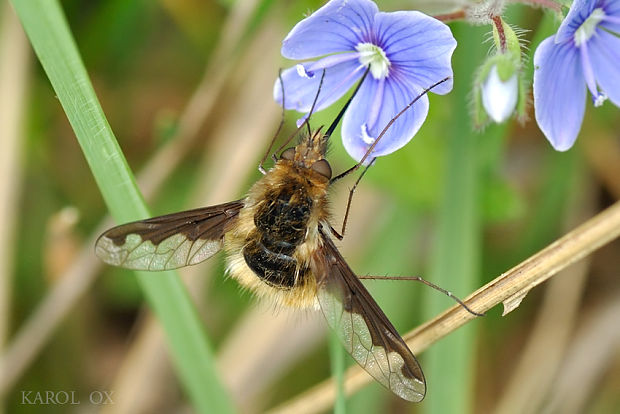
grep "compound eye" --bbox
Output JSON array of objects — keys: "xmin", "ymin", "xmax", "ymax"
[
  {"xmin": 312, "ymin": 159, "xmax": 332, "ymax": 179},
  {"xmin": 280, "ymin": 147, "xmax": 295, "ymax": 161}
]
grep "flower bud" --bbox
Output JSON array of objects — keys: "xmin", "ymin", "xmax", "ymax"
[
  {"xmin": 482, "ymin": 62, "xmax": 518, "ymax": 123},
  {"xmin": 473, "ymin": 17, "xmax": 526, "ymax": 126}
]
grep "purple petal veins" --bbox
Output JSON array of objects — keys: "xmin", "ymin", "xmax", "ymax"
[
  {"xmin": 280, "ymin": 0, "xmax": 378, "ymax": 59},
  {"xmin": 274, "ymin": 59, "xmax": 363, "ymax": 113},
  {"xmin": 365, "ymin": 77, "xmax": 385, "ymax": 134},
  {"xmin": 578, "ymin": 40, "xmax": 605, "ymax": 106},
  {"xmin": 342, "ymin": 75, "xmax": 429, "ymax": 160},
  {"xmin": 534, "ymin": 38, "xmax": 586, "ymax": 151},
  {"xmin": 274, "ymin": 0, "xmax": 456, "ymax": 161},
  {"xmin": 534, "ymin": 0, "xmax": 619, "ymax": 150},
  {"xmin": 589, "ymin": 30, "xmax": 620, "ymax": 106},
  {"xmin": 305, "ymin": 53, "xmax": 361, "ymax": 74}
]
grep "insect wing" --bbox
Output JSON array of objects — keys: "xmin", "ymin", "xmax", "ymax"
[
  {"xmin": 314, "ymin": 232, "xmax": 426, "ymax": 402},
  {"xmin": 95, "ymin": 200, "xmax": 244, "ymax": 270}
]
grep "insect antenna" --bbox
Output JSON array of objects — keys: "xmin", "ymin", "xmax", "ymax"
[
  {"xmin": 358, "ymin": 275, "xmax": 485, "ymax": 317},
  {"xmin": 331, "ymin": 76, "xmax": 451, "ymax": 183}
]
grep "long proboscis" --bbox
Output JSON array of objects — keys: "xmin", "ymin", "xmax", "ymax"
[{"xmin": 323, "ymin": 67, "xmax": 371, "ymax": 141}]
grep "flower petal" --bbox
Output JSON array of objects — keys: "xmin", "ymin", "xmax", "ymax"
[
  {"xmin": 556, "ymin": 0, "xmax": 597, "ymax": 43},
  {"xmin": 305, "ymin": 52, "xmax": 360, "ymax": 73},
  {"xmin": 533, "ymin": 37, "xmax": 587, "ymax": 151},
  {"xmin": 589, "ymin": 29, "xmax": 620, "ymax": 106},
  {"xmin": 601, "ymin": 0, "xmax": 620, "ymax": 33},
  {"xmin": 274, "ymin": 59, "xmax": 364, "ymax": 113},
  {"xmin": 375, "ymin": 11, "xmax": 456, "ymax": 95},
  {"xmin": 281, "ymin": 0, "xmax": 378, "ymax": 59},
  {"xmin": 342, "ymin": 76, "xmax": 429, "ymax": 161},
  {"xmin": 482, "ymin": 65, "xmax": 518, "ymax": 123}
]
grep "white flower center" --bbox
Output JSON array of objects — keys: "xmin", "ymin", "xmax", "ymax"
[
  {"xmin": 575, "ymin": 8, "xmax": 605, "ymax": 47},
  {"xmin": 356, "ymin": 43, "xmax": 390, "ymax": 79},
  {"xmin": 296, "ymin": 64, "xmax": 312, "ymax": 78},
  {"xmin": 594, "ymin": 91, "xmax": 608, "ymax": 107}
]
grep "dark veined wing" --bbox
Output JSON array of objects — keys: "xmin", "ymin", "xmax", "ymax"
[
  {"xmin": 95, "ymin": 200, "xmax": 244, "ymax": 270},
  {"xmin": 313, "ymin": 228, "xmax": 426, "ymax": 402}
]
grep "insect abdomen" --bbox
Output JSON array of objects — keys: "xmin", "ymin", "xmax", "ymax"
[
  {"xmin": 243, "ymin": 239, "xmax": 299, "ymax": 287},
  {"xmin": 242, "ymin": 186, "xmax": 313, "ymax": 288}
]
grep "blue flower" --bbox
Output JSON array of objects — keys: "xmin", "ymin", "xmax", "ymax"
[
  {"xmin": 274, "ymin": 0, "xmax": 456, "ymax": 161},
  {"xmin": 533, "ymin": 0, "xmax": 620, "ymax": 151}
]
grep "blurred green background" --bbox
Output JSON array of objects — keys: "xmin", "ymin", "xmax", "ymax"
[{"xmin": 1, "ymin": 0, "xmax": 619, "ymax": 413}]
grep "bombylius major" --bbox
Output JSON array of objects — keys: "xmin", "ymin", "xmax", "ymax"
[{"xmin": 96, "ymin": 71, "xmax": 450, "ymax": 402}]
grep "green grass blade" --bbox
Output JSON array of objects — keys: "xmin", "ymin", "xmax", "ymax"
[
  {"xmin": 329, "ymin": 331, "xmax": 346, "ymax": 414},
  {"xmin": 422, "ymin": 13, "xmax": 562, "ymax": 413},
  {"xmin": 421, "ymin": 23, "xmax": 489, "ymax": 414},
  {"xmin": 10, "ymin": 1, "xmax": 235, "ymax": 412}
]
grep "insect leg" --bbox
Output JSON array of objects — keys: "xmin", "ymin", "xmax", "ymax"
[
  {"xmin": 272, "ymin": 70, "xmax": 327, "ymax": 159},
  {"xmin": 358, "ymin": 274, "xmax": 485, "ymax": 317},
  {"xmin": 259, "ymin": 69, "xmax": 287, "ymax": 174},
  {"xmin": 331, "ymin": 76, "xmax": 450, "ymax": 183},
  {"xmin": 330, "ymin": 158, "xmax": 375, "ymax": 240}
]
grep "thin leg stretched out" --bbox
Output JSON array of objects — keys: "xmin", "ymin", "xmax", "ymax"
[
  {"xmin": 330, "ymin": 158, "xmax": 375, "ymax": 241},
  {"xmin": 359, "ymin": 274, "xmax": 485, "ymax": 317}
]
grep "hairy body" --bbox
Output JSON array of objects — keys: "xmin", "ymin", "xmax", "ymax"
[
  {"xmin": 225, "ymin": 133, "xmax": 331, "ymax": 307},
  {"xmin": 95, "ymin": 128, "xmax": 427, "ymax": 403}
]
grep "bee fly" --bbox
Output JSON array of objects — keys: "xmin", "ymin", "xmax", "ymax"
[{"xmin": 96, "ymin": 71, "xmax": 462, "ymax": 402}]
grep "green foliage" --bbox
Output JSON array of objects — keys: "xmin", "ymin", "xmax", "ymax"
[
  {"xmin": 4, "ymin": 0, "xmax": 618, "ymax": 413},
  {"xmin": 11, "ymin": 1, "xmax": 235, "ymax": 412}
]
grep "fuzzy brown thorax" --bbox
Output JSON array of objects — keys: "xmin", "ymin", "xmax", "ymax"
[{"xmin": 224, "ymin": 132, "xmax": 331, "ymax": 308}]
